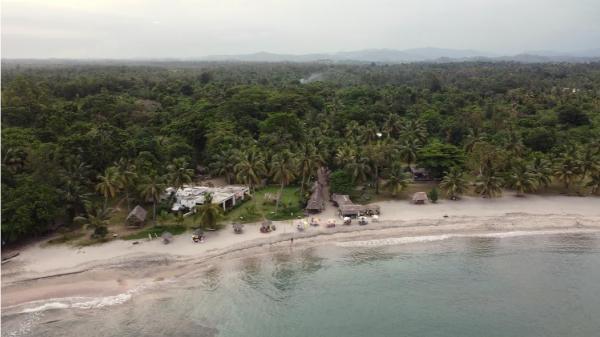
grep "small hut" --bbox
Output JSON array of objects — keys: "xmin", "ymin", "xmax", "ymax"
[
  {"xmin": 410, "ymin": 166, "xmax": 431, "ymax": 181},
  {"xmin": 412, "ymin": 192, "xmax": 428, "ymax": 204},
  {"xmin": 331, "ymin": 194, "xmax": 352, "ymax": 207},
  {"xmin": 339, "ymin": 203, "xmax": 364, "ymax": 217},
  {"xmin": 126, "ymin": 205, "xmax": 147, "ymax": 228}
]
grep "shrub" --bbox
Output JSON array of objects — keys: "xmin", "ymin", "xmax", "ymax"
[
  {"xmin": 330, "ymin": 170, "xmax": 354, "ymax": 195},
  {"xmin": 428, "ymin": 187, "xmax": 439, "ymax": 203}
]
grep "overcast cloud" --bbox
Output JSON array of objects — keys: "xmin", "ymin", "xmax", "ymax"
[{"xmin": 2, "ymin": 0, "xmax": 599, "ymax": 58}]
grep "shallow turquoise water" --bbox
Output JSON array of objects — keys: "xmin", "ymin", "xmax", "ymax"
[{"xmin": 4, "ymin": 233, "xmax": 600, "ymax": 337}]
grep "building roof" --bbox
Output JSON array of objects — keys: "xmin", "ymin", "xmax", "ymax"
[
  {"xmin": 331, "ymin": 194, "xmax": 352, "ymax": 206},
  {"xmin": 127, "ymin": 205, "xmax": 147, "ymax": 222}
]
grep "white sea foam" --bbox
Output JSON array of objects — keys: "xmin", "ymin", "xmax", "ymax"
[
  {"xmin": 336, "ymin": 229, "xmax": 600, "ymax": 247},
  {"xmin": 14, "ymin": 279, "xmax": 173, "ymax": 314}
]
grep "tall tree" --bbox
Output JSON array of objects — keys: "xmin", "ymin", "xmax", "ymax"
[
  {"xmin": 166, "ymin": 157, "xmax": 194, "ymax": 190},
  {"xmin": 96, "ymin": 166, "xmax": 121, "ymax": 208},
  {"xmin": 138, "ymin": 173, "xmax": 166, "ymax": 224},
  {"xmin": 270, "ymin": 150, "xmax": 297, "ymax": 211},
  {"xmin": 440, "ymin": 167, "xmax": 469, "ymax": 200},
  {"xmin": 234, "ymin": 147, "xmax": 267, "ymax": 193}
]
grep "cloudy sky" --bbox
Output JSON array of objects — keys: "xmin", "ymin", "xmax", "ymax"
[{"xmin": 2, "ymin": 0, "xmax": 599, "ymax": 58}]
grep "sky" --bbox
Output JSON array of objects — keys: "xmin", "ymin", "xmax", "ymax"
[{"xmin": 2, "ymin": 0, "xmax": 600, "ymax": 58}]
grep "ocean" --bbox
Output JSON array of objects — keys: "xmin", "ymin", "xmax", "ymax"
[{"xmin": 3, "ymin": 231, "xmax": 600, "ymax": 337}]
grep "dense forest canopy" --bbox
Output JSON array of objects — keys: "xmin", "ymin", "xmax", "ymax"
[{"xmin": 2, "ymin": 61, "xmax": 599, "ymax": 243}]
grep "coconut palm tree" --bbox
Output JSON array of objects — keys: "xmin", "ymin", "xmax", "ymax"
[
  {"xmin": 506, "ymin": 163, "xmax": 537, "ymax": 197},
  {"xmin": 209, "ymin": 149, "xmax": 237, "ymax": 184},
  {"xmin": 400, "ymin": 119, "xmax": 427, "ymax": 145},
  {"xmin": 270, "ymin": 150, "xmax": 297, "ymax": 211},
  {"xmin": 73, "ymin": 201, "xmax": 113, "ymax": 230},
  {"xmin": 234, "ymin": 148, "xmax": 267, "ymax": 193},
  {"xmin": 463, "ymin": 128, "xmax": 487, "ymax": 153},
  {"xmin": 138, "ymin": 173, "xmax": 166, "ymax": 224},
  {"xmin": 397, "ymin": 138, "xmax": 420, "ymax": 169},
  {"xmin": 554, "ymin": 154, "xmax": 583, "ymax": 191},
  {"xmin": 587, "ymin": 173, "xmax": 600, "ymax": 195},
  {"xmin": 96, "ymin": 166, "xmax": 121, "ymax": 208},
  {"xmin": 166, "ymin": 157, "xmax": 194, "ymax": 190},
  {"xmin": 345, "ymin": 154, "xmax": 372, "ymax": 184},
  {"xmin": 440, "ymin": 167, "xmax": 468, "ymax": 200},
  {"xmin": 194, "ymin": 192, "xmax": 222, "ymax": 229},
  {"xmin": 114, "ymin": 158, "xmax": 138, "ymax": 212},
  {"xmin": 297, "ymin": 143, "xmax": 323, "ymax": 197},
  {"xmin": 475, "ymin": 168, "xmax": 503, "ymax": 198},
  {"xmin": 383, "ymin": 165, "xmax": 412, "ymax": 197},
  {"xmin": 335, "ymin": 144, "xmax": 356, "ymax": 169},
  {"xmin": 366, "ymin": 141, "xmax": 388, "ymax": 194},
  {"xmin": 531, "ymin": 155, "xmax": 553, "ymax": 189}
]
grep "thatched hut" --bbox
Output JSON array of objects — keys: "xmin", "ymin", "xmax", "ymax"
[
  {"xmin": 126, "ymin": 205, "xmax": 147, "ymax": 228},
  {"xmin": 339, "ymin": 203, "xmax": 364, "ymax": 217},
  {"xmin": 412, "ymin": 192, "xmax": 428, "ymax": 204},
  {"xmin": 331, "ymin": 194, "xmax": 352, "ymax": 207}
]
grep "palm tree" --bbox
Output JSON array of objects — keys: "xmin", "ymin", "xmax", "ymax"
[
  {"xmin": 209, "ymin": 149, "xmax": 237, "ymax": 184},
  {"xmin": 475, "ymin": 169, "xmax": 503, "ymax": 198},
  {"xmin": 115, "ymin": 158, "xmax": 138, "ymax": 212},
  {"xmin": 554, "ymin": 154, "xmax": 582, "ymax": 191},
  {"xmin": 398, "ymin": 138, "xmax": 420, "ymax": 169},
  {"xmin": 234, "ymin": 148, "xmax": 267, "ymax": 193},
  {"xmin": 531, "ymin": 156, "xmax": 553, "ymax": 189},
  {"xmin": 335, "ymin": 144, "xmax": 356, "ymax": 169},
  {"xmin": 297, "ymin": 143, "xmax": 323, "ymax": 197},
  {"xmin": 74, "ymin": 201, "xmax": 113, "ymax": 230},
  {"xmin": 96, "ymin": 166, "xmax": 121, "ymax": 208},
  {"xmin": 366, "ymin": 141, "xmax": 388, "ymax": 194},
  {"xmin": 138, "ymin": 173, "xmax": 166, "ymax": 224},
  {"xmin": 440, "ymin": 167, "xmax": 468, "ymax": 200},
  {"xmin": 400, "ymin": 119, "xmax": 427, "ymax": 145},
  {"xmin": 383, "ymin": 165, "xmax": 412, "ymax": 197},
  {"xmin": 587, "ymin": 173, "xmax": 600, "ymax": 195},
  {"xmin": 463, "ymin": 128, "xmax": 487, "ymax": 153},
  {"xmin": 270, "ymin": 150, "xmax": 297, "ymax": 211},
  {"xmin": 194, "ymin": 192, "xmax": 222, "ymax": 229},
  {"xmin": 506, "ymin": 163, "xmax": 537, "ymax": 197},
  {"xmin": 345, "ymin": 154, "xmax": 372, "ymax": 184},
  {"xmin": 166, "ymin": 157, "xmax": 194, "ymax": 190}
]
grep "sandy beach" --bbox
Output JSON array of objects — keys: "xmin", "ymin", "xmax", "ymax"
[{"xmin": 2, "ymin": 195, "xmax": 600, "ymax": 310}]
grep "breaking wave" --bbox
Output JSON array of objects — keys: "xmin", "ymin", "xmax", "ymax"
[{"xmin": 336, "ymin": 229, "xmax": 600, "ymax": 247}]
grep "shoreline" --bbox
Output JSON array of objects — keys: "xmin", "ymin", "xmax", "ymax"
[{"xmin": 2, "ymin": 195, "xmax": 600, "ymax": 311}]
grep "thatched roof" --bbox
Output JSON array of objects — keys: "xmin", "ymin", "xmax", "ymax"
[
  {"xmin": 127, "ymin": 205, "xmax": 147, "ymax": 222},
  {"xmin": 412, "ymin": 192, "xmax": 428, "ymax": 202},
  {"xmin": 331, "ymin": 194, "xmax": 352, "ymax": 206},
  {"xmin": 339, "ymin": 203, "xmax": 364, "ymax": 216}
]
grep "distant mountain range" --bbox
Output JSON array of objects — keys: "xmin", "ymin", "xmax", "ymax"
[{"xmin": 202, "ymin": 47, "xmax": 600, "ymax": 63}]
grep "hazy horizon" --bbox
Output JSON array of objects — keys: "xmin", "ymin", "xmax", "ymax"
[{"xmin": 2, "ymin": 0, "xmax": 600, "ymax": 59}]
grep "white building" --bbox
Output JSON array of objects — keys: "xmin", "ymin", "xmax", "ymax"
[{"xmin": 166, "ymin": 185, "xmax": 250, "ymax": 212}]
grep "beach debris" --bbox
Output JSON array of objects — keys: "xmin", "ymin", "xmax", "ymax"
[
  {"xmin": 132, "ymin": 241, "xmax": 140, "ymax": 245},
  {"xmin": 161, "ymin": 231, "xmax": 173, "ymax": 244},
  {"xmin": 192, "ymin": 228, "xmax": 205, "ymax": 243},
  {"xmin": 260, "ymin": 220, "xmax": 275, "ymax": 233},
  {"xmin": 233, "ymin": 223, "xmax": 244, "ymax": 234}
]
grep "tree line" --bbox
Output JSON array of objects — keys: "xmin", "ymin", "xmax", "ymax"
[{"xmin": 2, "ymin": 61, "xmax": 599, "ymax": 243}]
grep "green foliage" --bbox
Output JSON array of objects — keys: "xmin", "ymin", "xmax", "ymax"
[
  {"xmin": 428, "ymin": 187, "xmax": 439, "ymax": 203},
  {"xmin": 417, "ymin": 141, "xmax": 465, "ymax": 178},
  {"xmin": 2, "ymin": 61, "xmax": 599, "ymax": 243},
  {"xmin": 330, "ymin": 170, "xmax": 355, "ymax": 195},
  {"xmin": 121, "ymin": 225, "xmax": 187, "ymax": 240}
]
